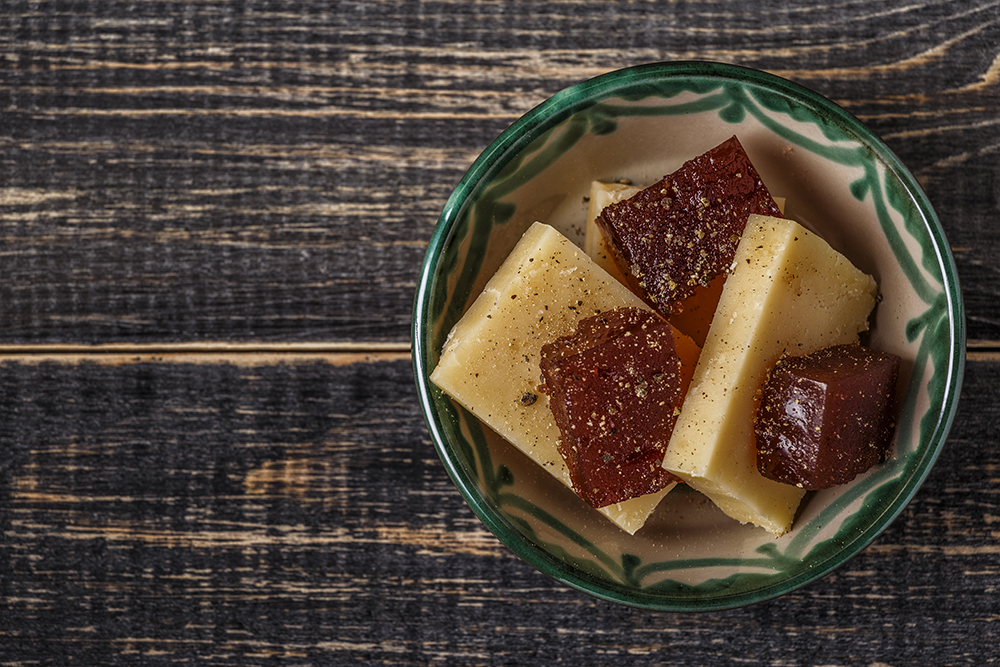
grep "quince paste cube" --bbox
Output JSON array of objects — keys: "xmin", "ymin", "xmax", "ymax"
[
  {"xmin": 755, "ymin": 343, "xmax": 901, "ymax": 489},
  {"xmin": 539, "ymin": 307, "xmax": 686, "ymax": 509},
  {"xmin": 586, "ymin": 181, "xmax": 785, "ymax": 348},
  {"xmin": 596, "ymin": 136, "xmax": 782, "ymax": 313}
]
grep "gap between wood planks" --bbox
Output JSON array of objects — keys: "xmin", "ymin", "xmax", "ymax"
[
  {"xmin": 964, "ymin": 340, "xmax": 1000, "ymax": 362},
  {"xmin": 0, "ymin": 341, "xmax": 412, "ymax": 366},
  {"xmin": 0, "ymin": 343, "xmax": 993, "ymax": 370}
]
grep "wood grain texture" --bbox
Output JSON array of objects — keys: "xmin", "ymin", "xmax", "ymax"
[
  {"xmin": 1, "ymin": 0, "xmax": 998, "ymax": 344},
  {"xmin": 0, "ymin": 355, "xmax": 997, "ymax": 666},
  {"xmin": 0, "ymin": 1, "xmax": 998, "ymax": 665}
]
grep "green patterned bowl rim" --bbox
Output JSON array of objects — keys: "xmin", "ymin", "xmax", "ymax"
[{"xmin": 412, "ymin": 61, "xmax": 965, "ymax": 610}]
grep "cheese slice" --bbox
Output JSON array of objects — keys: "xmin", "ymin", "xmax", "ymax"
[
  {"xmin": 662, "ymin": 214, "xmax": 878, "ymax": 535},
  {"xmin": 432, "ymin": 221, "xmax": 698, "ymax": 534},
  {"xmin": 585, "ymin": 180, "xmax": 642, "ymax": 280}
]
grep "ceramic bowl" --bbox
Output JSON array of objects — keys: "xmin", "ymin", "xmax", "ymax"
[{"xmin": 412, "ymin": 61, "xmax": 964, "ymax": 611}]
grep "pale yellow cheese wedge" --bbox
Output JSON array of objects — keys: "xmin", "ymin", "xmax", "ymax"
[
  {"xmin": 662, "ymin": 214, "xmax": 878, "ymax": 536},
  {"xmin": 432, "ymin": 221, "xmax": 687, "ymax": 534},
  {"xmin": 585, "ymin": 181, "xmax": 642, "ymax": 279}
]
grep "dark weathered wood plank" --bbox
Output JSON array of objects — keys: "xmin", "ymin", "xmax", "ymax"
[
  {"xmin": 0, "ymin": 1, "xmax": 997, "ymax": 664},
  {"xmin": 0, "ymin": 354, "xmax": 996, "ymax": 665},
  {"xmin": 1, "ymin": 0, "xmax": 998, "ymax": 345}
]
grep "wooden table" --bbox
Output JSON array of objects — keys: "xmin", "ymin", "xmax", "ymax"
[{"xmin": 2, "ymin": 1, "xmax": 997, "ymax": 664}]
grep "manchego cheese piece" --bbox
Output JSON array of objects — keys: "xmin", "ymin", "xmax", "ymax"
[
  {"xmin": 662, "ymin": 214, "xmax": 878, "ymax": 536},
  {"xmin": 585, "ymin": 181, "xmax": 643, "ymax": 287},
  {"xmin": 432, "ymin": 221, "xmax": 700, "ymax": 534}
]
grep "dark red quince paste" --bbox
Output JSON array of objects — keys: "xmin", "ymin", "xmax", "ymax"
[
  {"xmin": 539, "ymin": 307, "xmax": 685, "ymax": 508},
  {"xmin": 596, "ymin": 135, "xmax": 782, "ymax": 313},
  {"xmin": 754, "ymin": 343, "xmax": 902, "ymax": 490}
]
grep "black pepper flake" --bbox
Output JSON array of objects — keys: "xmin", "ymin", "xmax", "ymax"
[{"xmin": 520, "ymin": 392, "xmax": 538, "ymax": 406}]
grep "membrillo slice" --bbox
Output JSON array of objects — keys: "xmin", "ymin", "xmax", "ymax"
[
  {"xmin": 596, "ymin": 135, "xmax": 782, "ymax": 313},
  {"xmin": 539, "ymin": 307, "xmax": 686, "ymax": 509},
  {"xmin": 662, "ymin": 214, "xmax": 878, "ymax": 536},
  {"xmin": 755, "ymin": 343, "xmax": 902, "ymax": 490},
  {"xmin": 431, "ymin": 222, "xmax": 699, "ymax": 534}
]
